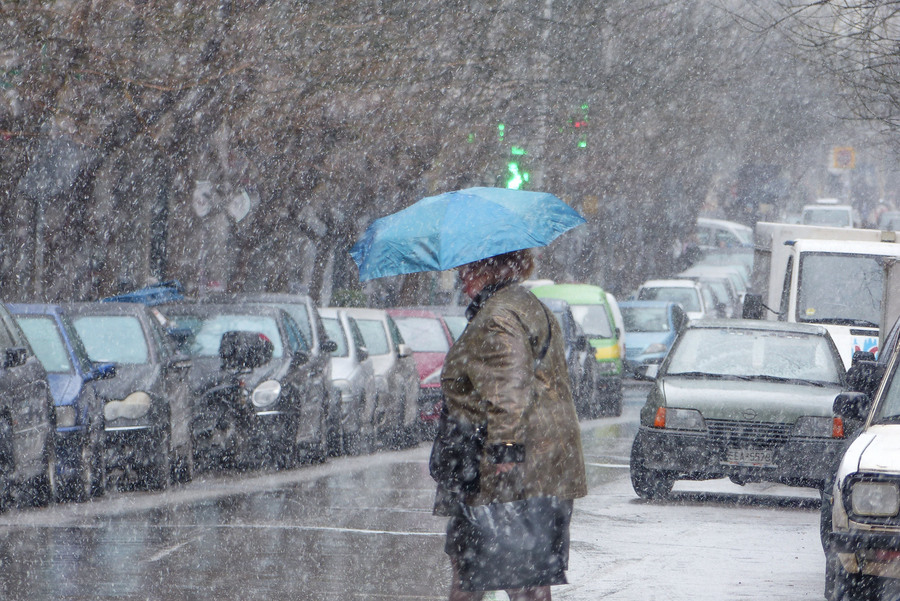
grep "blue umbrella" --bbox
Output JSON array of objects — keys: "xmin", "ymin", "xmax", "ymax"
[{"xmin": 350, "ymin": 187, "xmax": 586, "ymax": 281}]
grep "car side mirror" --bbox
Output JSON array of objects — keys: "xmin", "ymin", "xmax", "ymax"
[
  {"xmin": 852, "ymin": 351, "xmax": 876, "ymax": 365},
  {"xmin": 845, "ymin": 359, "xmax": 885, "ymax": 397},
  {"xmin": 89, "ymin": 362, "xmax": 117, "ymax": 381},
  {"xmin": 357, "ymin": 346, "xmax": 369, "ymax": 362},
  {"xmin": 833, "ymin": 391, "xmax": 873, "ymax": 427},
  {"xmin": 166, "ymin": 326, "xmax": 194, "ymax": 351},
  {"xmin": 742, "ymin": 293, "xmax": 765, "ymax": 320},
  {"xmin": 634, "ymin": 364, "xmax": 659, "ymax": 381},
  {"xmin": 3, "ymin": 346, "xmax": 28, "ymax": 368},
  {"xmin": 397, "ymin": 343, "xmax": 412, "ymax": 358},
  {"xmin": 322, "ymin": 339, "xmax": 338, "ymax": 354},
  {"xmin": 575, "ymin": 335, "xmax": 589, "ymax": 352},
  {"xmin": 220, "ymin": 331, "xmax": 274, "ymax": 370}
]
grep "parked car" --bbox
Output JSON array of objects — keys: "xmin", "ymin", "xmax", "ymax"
[
  {"xmin": 343, "ymin": 307, "xmax": 419, "ymax": 447},
  {"xmin": 695, "ymin": 217, "xmax": 753, "ymax": 251},
  {"xmin": 801, "ymin": 203, "xmax": 859, "ymax": 228},
  {"xmin": 675, "ymin": 274, "xmax": 737, "ymax": 318},
  {"xmin": 539, "ymin": 297, "xmax": 599, "ymax": 418},
  {"xmin": 386, "ymin": 307, "xmax": 454, "ymax": 433},
  {"xmin": 877, "ymin": 210, "xmax": 900, "ymax": 231},
  {"xmin": 821, "ymin": 316, "xmax": 900, "ymax": 600},
  {"xmin": 158, "ymin": 302, "xmax": 328, "ymax": 469},
  {"xmin": 8, "ymin": 303, "xmax": 114, "ymax": 502},
  {"xmin": 531, "ymin": 283, "xmax": 624, "ymax": 416},
  {"xmin": 629, "ymin": 319, "xmax": 849, "ymax": 500},
  {"xmin": 0, "ymin": 302, "xmax": 57, "ymax": 509},
  {"xmin": 636, "ymin": 278, "xmax": 711, "ymax": 321},
  {"xmin": 66, "ymin": 301, "xmax": 195, "ymax": 489},
  {"xmin": 203, "ymin": 292, "xmax": 339, "ymax": 461},
  {"xmin": 618, "ymin": 300, "xmax": 687, "ymax": 375},
  {"xmin": 319, "ymin": 307, "xmax": 377, "ymax": 456}
]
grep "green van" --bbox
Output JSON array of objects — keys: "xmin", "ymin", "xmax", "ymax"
[{"xmin": 530, "ymin": 283, "xmax": 624, "ymax": 416}]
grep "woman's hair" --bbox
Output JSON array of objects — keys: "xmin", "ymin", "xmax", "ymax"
[{"xmin": 465, "ymin": 248, "xmax": 535, "ymax": 284}]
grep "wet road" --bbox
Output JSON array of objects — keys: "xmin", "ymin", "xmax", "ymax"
[{"xmin": 0, "ymin": 383, "xmax": 845, "ymax": 600}]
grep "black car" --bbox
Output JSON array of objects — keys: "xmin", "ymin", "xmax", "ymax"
[
  {"xmin": 66, "ymin": 302, "xmax": 194, "ymax": 490},
  {"xmin": 159, "ymin": 302, "xmax": 328, "ymax": 469},
  {"xmin": 0, "ymin": 302, "xmax": 57, "ymax": 509},
  {"xmin": 204, "ymin": 292, "xmax": 339, "ymax": 453},
  {"xmin": 539, "ymin": 298, "xmax": 598, "ymax": 418}
]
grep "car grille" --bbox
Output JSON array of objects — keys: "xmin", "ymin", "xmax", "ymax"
[{"xmin": 706, "ymin": 419, "xmax": 792, "ymax": 449}]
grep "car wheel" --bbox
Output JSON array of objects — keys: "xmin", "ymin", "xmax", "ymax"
[
  {"xmin": 144, "ymin": 427, "xmax": 171, "ymax": 491},
  {"xmin": 62, "ymin": 433, "xmax": 94, "ymax": 503},
  {"xmin": 630, "ymin": 437, "xmax": 674, "ymax": 500},
  {"xmin": 32, "ymin": 436, "xmax": 58, "ymax": 507},
  {"xmin": 826, "ymin": 549, "xmax": 882, "ymax": 601},
  {"xmin": 0, "ymin": 419, "xmax": 14, "ymax": 512}
]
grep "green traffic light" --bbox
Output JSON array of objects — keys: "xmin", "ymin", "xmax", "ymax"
[{"xmin": 506, "ymin": 162, "xmax": 529, "ymax": 190}]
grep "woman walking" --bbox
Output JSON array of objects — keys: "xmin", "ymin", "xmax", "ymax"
[{"xmin": 433, "ymin": 249, "xmax": 587, "ymax": 601}]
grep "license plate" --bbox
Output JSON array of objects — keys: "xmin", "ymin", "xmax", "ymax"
[{"xmin": 723, "ymin": 448, "xmax": 774, "ymax": 467}]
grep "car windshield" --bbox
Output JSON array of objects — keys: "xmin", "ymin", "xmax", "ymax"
[
  {"xmin": 639, "ymin": 286, "xmax": 701, "ymax": 312},
  {"xmin": 622, "ymin": 306, "xmax": 669, "ymax": 333},
  {"xmin": 15, "ymin": 315, "xmax": 72, "ymax": 374},
  {"xmin": 666, "ymin": 327, "xmax": 842, "ymax": 383},
  {"xmin": 569, "ymin": 304, "xmax": 614, "ymax": 338},
  {"xmin": 443, "ymin": 315, "xmax": 468, "ymax": 340},
  {"xmin": 164, "ymin": 313, "xmax": 284, "ymax": 358},
  {"xmin": 392, "ymin": 316, "xmax": 449, "ymax": 353},
  {"xmin": 796, "ymin": 252, "xmax": 883, "ymax": 327},
  {"xmin": 355, "ymin": 319, "xmax": 390, "ymax": 355},
  {"xmin": 72, "ymin": 315, "xmax": 150, "ymax": 364},
  {"xmin": 322, "ymin": 317, "xmax": 348, "ymax": 358}
]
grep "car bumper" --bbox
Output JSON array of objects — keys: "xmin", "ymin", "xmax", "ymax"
[
  {"xmin": 418, "ymin": 387, "xmax": 442, "ymax": 423},
  {"xmin": 635, "ymin": 427, "xmax": 845, "ymax": 487}
]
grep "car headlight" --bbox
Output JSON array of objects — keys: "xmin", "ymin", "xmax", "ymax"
[
  {"xmin": 104, "ymin": 391, "xmax": 152, "ymax": 421},
  {"xmin": 794, "ymin": 416, "xmax": 843, "ymax": 438},
  {"xmin": 851, "ymin": 480, "xmax": 900, "ymax": 517},
  {"xmin": 653, "ymin": 407, "xmax": 706, "ymax": 431},
  {"xmin": 56, "ymin": 405, "xmax": 77, "ymax": 428},
  {"xmin": 252, "ymin": 380, "xmax": 282, "ymax": 408},
  {"xmin": 422, "ymin": 367, "xmax": 442, "ymax": 386},
  {"xmin": 643, "ymin": 343, "xmax": 667, "ymax": 355}
]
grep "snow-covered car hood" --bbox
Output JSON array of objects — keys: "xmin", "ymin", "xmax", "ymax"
[
  {"xmin": 849, "ymin": 425, "xmax": 900, "ymax": 474},
  {"xmin": 661, "ymin": 377, "xmax": 843, "ymax": 422}
]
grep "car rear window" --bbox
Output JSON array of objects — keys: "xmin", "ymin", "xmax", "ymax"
[{"xmin": 162, "ymin": 313, "xmax": 284, "ymax": 359}]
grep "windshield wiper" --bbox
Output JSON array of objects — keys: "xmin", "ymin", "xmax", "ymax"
[
  {"xmin": 750, "ymin": 374, "xmax": 829, "ymax": 387},
  {"xmin": 802, "ymin": 317, "xmax": 879, "ymax": 328}
]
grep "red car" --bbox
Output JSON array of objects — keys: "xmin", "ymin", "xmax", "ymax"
[{"xmin": 385, "ymin": 308, "xmax": 455, "ymax": 435}]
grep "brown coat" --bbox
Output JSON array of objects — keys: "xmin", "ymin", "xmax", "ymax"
[{"xmin": 435, "ymin": 283, "xmax": 587, "ymax": 514}]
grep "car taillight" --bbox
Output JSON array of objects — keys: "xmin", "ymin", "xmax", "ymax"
[
  {"xmin": 654, "ymin": 407, "xmax": 666, "ymax": 428},
  {"xmin": 833, "ymin": 417, "xmax": 844, "ymax": 439}
]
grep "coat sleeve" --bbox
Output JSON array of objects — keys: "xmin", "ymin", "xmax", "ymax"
[{"xmin": 467, "ymin": 309, "xmax": 534, "ymax": 461}]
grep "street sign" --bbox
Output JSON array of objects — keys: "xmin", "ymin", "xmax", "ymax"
[{"xmin": 830, "ymin": 146, "xmax": 855, "ymax": 173}]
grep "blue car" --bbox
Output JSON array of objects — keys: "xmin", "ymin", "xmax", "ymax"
[
  {"xmin": 619, "ymin": 300, "xmax": 688, "ymax": 375},
  {"xmin": 8, "ymin": 304, "xmax": 116, "ymax": 502}
]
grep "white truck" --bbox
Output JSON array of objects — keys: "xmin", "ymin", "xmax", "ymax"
[{"xmin": 745, "ymin": 222, "xmax": 900, "ymax": 369}]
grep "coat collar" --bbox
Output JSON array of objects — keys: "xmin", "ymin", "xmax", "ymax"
[{"xmin": 465, "ymin": 280, "xmax": 515, "ymax": 321}]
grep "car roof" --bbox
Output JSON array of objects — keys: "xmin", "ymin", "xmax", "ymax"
[
  {"xmin": 6, "ymin": 302, "xmax": 64, "ymax": 316},
  {"xmin": 618, "ymin": 300, "xmax": 675, "ymax": 309},
  {"xmin": 342, "ymin": 307, "xmax": 390, "ymax": 320},
  {"xmin": 640, "ymin": 279, "xmax": 700, "ymax": 288},
  {"xmin": 537, "ymin": 297, "xmax": 571, "ymax": 309},
  {"xmin": 158, "ymin": 302, "xmax": 287, "ymax": 317},
  {"xmin": 386, "ymin": 307, "xmax": 440, "ymax": 318},
  {"xmin": 206, "ymin": 291, "xmax": 314, "ymax": 305},
  {"xmin": 530, "ymin": 283, "xmax": 608, "ymax": 304},
  {"xmin": 686, "ymin": 318, "xmax": 829, "ymax": 336}
]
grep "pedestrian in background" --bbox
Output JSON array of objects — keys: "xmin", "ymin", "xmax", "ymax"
[{"xmin": 432, "ymin": 248, "xmax": 587, "ymax": 601}]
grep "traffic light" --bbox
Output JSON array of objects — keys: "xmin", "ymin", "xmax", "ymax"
[{"xmin": 506, "ymin": 147, "xmax": 529, "ymax": 190}]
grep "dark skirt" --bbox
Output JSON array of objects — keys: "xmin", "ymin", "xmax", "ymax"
[{"xmin": 445, "ymin": 497, "xmax": 574, "ymax": 591}]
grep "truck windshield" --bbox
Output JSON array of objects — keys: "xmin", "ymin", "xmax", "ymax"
[{"xmin": 796, "ymin": 252, "xmax": 883, "ymax": 327}]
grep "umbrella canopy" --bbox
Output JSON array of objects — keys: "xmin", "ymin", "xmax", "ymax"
[{"xmin": 350, "ymin": 187, "xmax": 586, "ymax": 281}]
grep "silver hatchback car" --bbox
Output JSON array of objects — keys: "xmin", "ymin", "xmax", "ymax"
[{"xmin": 342, "ymin": 308, "xmax": 419, "ymax": 448}]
